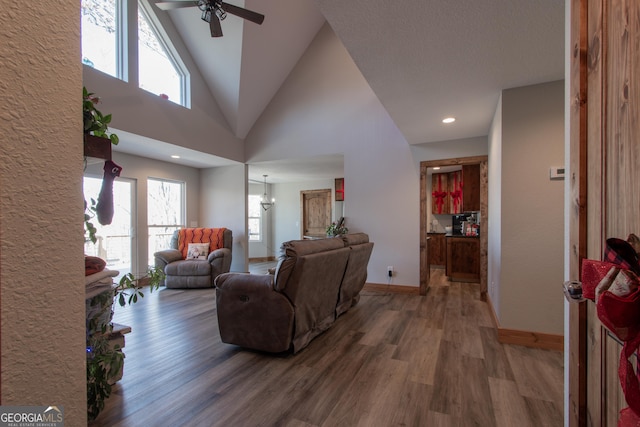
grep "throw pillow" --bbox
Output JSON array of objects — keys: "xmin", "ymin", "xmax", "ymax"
[{"xmin": 186, "ymin": 243, "xmax": 209, "ymax": 260}]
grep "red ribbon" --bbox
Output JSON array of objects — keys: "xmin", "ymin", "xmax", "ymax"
[
  {"xmin": 450, "ymin": 172, "xmax": 463, "ymax": 213},
  {"xmin": 432, "ymin": 174, "xmax": 447, "ymax": 214}
]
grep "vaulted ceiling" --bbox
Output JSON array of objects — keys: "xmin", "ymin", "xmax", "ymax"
[{"xmin": 146, "ymin": 0, "xmax": 564, "ymax": 180}]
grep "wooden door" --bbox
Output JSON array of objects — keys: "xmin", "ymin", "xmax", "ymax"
[
  {"xmin": 301, "ymin": 189, "xmax": 331, "ymax": 238},
  {"xmin": 569, "ymin": 0, "xmax": 640, "ymax": 424}
]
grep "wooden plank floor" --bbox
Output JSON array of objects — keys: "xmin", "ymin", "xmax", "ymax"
[{"xmin": 90, "ymin": 267, "xmax": 564, "ymax": 427}]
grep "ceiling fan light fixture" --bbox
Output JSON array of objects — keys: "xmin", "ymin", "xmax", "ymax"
[
  {"xmin": 201, "ymin": 9, "xmax": 211, "ymax": 23},
  {"xmin": 215, "ymin": 5, "xmax": 227, "ymax": 20}
]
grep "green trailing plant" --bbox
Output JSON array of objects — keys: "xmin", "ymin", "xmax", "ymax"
[
  {"xmin": 84, "ymin": 198, "xmax": 98, "ymax": 244},
  {"xmin": 86, "ymin": 266, "xmax": 165, "ymax": 421},
  {"xmin": 83, "ymin": 86, "xmax": 119, "ymax": 145}
]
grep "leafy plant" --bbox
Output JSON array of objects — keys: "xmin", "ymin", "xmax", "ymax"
[
  {"xmin": 86, "ymin": 266, "xmax": 165, "ymax": 421},
  {"xmin": 84, "ymin": 198, "xmax": 98, "ymax": 244},
  {"xmin": 326, "ymin": 221, "xmax": 348, "ymax": 236},
  {"xmin": 83, "ymin": 86, "xmax": 119, "ymax": 145}
]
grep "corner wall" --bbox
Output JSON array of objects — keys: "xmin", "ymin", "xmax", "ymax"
[
  {"xmin": 0, "ymin": 1, "xmax": 86, "ymax": 424},
  {"xmin": 200, "ymin": 165, "xmax": 248, "ymax": 273},
  {"xmin": 500, "ymin": 80, "xmax": 565, "ymax": 335}
]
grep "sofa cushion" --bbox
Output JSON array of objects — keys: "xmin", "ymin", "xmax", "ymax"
[
  {"xmin": 177, "ymin": 228, "xmax": 226, "ymax": 259},
  {"xmin": 341, "ymin": 232, "xmax": 370, "ymax": 246},
  {"xmin": 274, "ymin": 237, "xmax": 345, "ymax": 291},
  {"xmin": 165, "ymin": 259, "xmax": 211, "ymax": 276}
]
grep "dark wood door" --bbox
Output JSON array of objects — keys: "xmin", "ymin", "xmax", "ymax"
[
  {"xmin": 569, "ymin": 0, "xmax": 640, "ymax": 424},
  {"xmin": 301, "ymin": 189, "xmax": 331, "ymax": 238}
]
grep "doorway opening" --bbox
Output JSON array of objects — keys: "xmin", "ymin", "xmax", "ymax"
[{"xmin": 419, "ymin": 155, "xmax": 488, "ymax": 297}]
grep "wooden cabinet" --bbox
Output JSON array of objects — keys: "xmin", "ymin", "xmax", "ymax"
[
  {"xmin": 427, "ymin": 233, "xmax": 447, "ymax": 266},
  {"xmin": 431, "ymin": 166, "xmax": 480, "ymax": 214},
  {"xmin": 431, "ymin": 173, "xmax": 449, "ymax": 214},
  {"xmin": 446, "ymin": 236, "xmax": 480, "ymax": 282},
  {"xmin": 462, "ymin": 164, "xmax": 480, "ymax": 212}
]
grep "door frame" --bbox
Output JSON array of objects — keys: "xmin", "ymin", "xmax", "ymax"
[
  {"xmin": 300, "ymin": 189, "xmax": 332, "ymax": 239},
  {"xmin": 419, "ymin": 155, "xmax": 488, "ymax": 296}
]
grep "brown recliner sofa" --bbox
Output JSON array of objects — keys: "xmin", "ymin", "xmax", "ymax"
[
  {"xmin": 214, "ymin": 233, "xmax": 374, "ymax": 353},
  {"xmin": 154, "ymin": 227, "xmax": 232, "ymax": 288}
]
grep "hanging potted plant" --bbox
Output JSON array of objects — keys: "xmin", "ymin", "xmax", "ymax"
[{"xmin": 83, "ymin": 86, "xmax": 119, "ymax": 159}]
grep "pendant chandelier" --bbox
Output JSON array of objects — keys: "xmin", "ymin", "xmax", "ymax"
[{"xmin": 260, "ymin": 175, "xmax": 275, "ymax": 211}]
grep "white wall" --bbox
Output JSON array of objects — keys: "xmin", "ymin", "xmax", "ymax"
[
  {"xmin": 200, "ymin": 165, "xmax": 248, "ymax": 273},
  {"xmin": 84, "ymin": 152, "xmax": 201, "ymax": 273},
  {"xmin": 500, "ymin": 80, "xmax": 565, "ymax": 335},
  {"xmin": 246, "ymin": 24, "xmax": 420, "ymax": 286},
  {"xmin": 0, "ymin": 1, "xmax": 86, "ymax": 423}
]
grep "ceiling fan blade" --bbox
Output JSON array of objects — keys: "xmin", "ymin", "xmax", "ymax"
[
  {"xmin": 155, "ymin": 1, "xmax": 197, "ymax": 10},
  {"xmin": 220, "ymin": 2, "xmax": 264, "ymax": 25},
  {"xmin": 210, "ymin": 15, "xmax": 223, "ymax": 37}
]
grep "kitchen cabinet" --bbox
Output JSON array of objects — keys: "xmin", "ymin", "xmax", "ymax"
[
  {"xmin": 462, "ymin": 164, "xmax": 480, "ymax": 212},
  {"xmin": 431, "ymin": 173, "xmax": 449, "ymax": 214},
  {"xmin": 447, "ymin": 170, "xmax": 463, "ymax": 214},
  {"xmin": 431, "ymin": 170, "xmax": 464, "ymax": 214},
  {"xmin": 446, "ymin": 236, "xmax": 480, "ymax": 282},
  {"xmin": 427, "ymin": 232, "xmax": 447, "ymax": 266}
]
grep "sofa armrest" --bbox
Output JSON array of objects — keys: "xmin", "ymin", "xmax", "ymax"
[
  {"xmin": 214, "ymin": 273, "xmax": 294, "ymax": 353},
  {"xmin": 154, "ymin": 249, "xmax": 183, "ymax": 265},
  {"xmin": 208, "ymin": 247, "xmax": 232, "ymax": 277}
]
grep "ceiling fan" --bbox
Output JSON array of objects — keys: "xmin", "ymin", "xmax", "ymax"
[{"xmin": 155, "ymin": 0, "xmax": 264, "ymax": 38}]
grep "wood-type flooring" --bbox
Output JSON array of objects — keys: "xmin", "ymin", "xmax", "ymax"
[{"xmin": 90, "ymin": 267, "xmax": 564, "ymax": 426}]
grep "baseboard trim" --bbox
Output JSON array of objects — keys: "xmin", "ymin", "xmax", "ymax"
[
  {"xmin": 363, "ymin": 283, "xmax": 420, "ymax": 295},
  {"xmin": 486, "ymin": 294, "xmax": 563, "ymax": 351},
  {"xmin": 248, "ymin": 256, "xmax": 277, "ymax": 262},
  {"xmin": 497, "ymin": 328, "xmax": 564, "ymax": 351}
]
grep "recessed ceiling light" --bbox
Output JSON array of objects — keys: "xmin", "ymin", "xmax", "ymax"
[
  {"xmin": 171, "ymin": 155, "xmax": 181, "ymax": 159},
  {"xmin": 442, "ymin": 117, "xmax": 456, "ymax": 124},
  {"xmin": 433, "ymin": 167, "xmax": 441, "ymax": 170}
]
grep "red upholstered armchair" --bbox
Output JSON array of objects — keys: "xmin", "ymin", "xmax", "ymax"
[{"xmin": 154, "ymin": 228, "xmax": 233, "ymax": 288}]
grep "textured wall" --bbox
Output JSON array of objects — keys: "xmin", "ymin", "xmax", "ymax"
[{"xmin": 0, "ymin": 0, "xmax": 86, "ymax": 425}]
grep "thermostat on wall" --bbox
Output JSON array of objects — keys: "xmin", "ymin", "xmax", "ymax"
[{"xmin": 549, "ymin": 167, "xmax": 565, "ymax": 180}]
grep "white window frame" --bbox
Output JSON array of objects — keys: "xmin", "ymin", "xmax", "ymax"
[
  {"xmin": 248, "ymin": 194, "xmax": 263, "ymax": 242},
  {"xmin": 147, "ymin": 177, "xmax": 186, "ymax": 265},
  {"xmin": 138, "ymin": 0, "xmax": 190, "ymax": 107}
]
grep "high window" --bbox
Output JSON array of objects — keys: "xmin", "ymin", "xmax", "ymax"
[
  {"xmin": 81, "ymin": 0, "xmax": 124, "ymax": 78},
  {"xmin": 138, "ymin": 4, "xmax": 185, "ymax": 105},
  {"xmin": 248, "ymin": 194, "xmax": 262, "ymax": 241},
  {"xmin": 147, "ymin": 178, "xmax": 185, "ymax": 265},
  {"xmin": 82, "ymin": 0, "xmax": 189, "ymax": 107}
]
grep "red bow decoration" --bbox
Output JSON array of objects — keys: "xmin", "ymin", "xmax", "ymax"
[
  {"xmin": 432, "ymin": 174, "xmax": 447, "ymax": 214},
  {"xmin": 449, "ymin": 172, "xmax": 463, "ymax": 213},
  {"xmin": 582, "ymin": 237, "xmax": 640, "ymax": 425}
]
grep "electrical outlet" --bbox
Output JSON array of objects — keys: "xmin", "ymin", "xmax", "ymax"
[{"xmin": 387, "ymin": 266, "xmax": 393, "ymax": 277}]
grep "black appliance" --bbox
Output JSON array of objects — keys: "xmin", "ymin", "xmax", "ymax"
[
  {"xmin": 451, "ymin": 212, "xmax": 479, "ymax": 236},
  {"xmin": 451, "ymin": 214, "xmax": 468, "ymax": 235}
]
